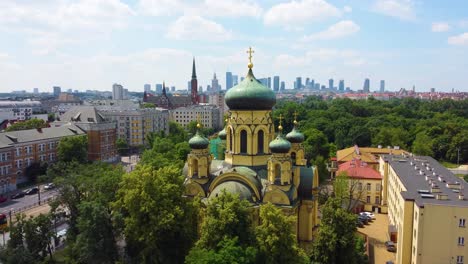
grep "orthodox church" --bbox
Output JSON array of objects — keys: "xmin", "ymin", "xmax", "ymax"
[{"xmin": 183, "ymin": 49, "xmax": 319, "ymax": 241}]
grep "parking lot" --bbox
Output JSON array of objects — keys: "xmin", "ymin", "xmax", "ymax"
[{"xmin": 358, "ymin": 213, "xmax": 396, "ymax": 264}]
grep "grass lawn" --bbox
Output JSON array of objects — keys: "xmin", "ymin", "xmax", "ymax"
[{"xmin": 441, "ymin": 161, "xmax": 459, "ymax": 168}]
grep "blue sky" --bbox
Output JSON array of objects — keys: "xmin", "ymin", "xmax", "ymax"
[{"xmin": 0, "ymin": 0, "xmax": 467, "ymax": 93}]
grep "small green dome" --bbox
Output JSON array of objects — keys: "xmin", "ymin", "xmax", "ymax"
[
  {"xmin": 269, "ymin": 134, "xmax": 291, "ymax": 153},
  {"xmin": 225, "ymin": 69, "xmax": 276, "ymax": 110},
  {"xmin": 189, "ymin": 132, "xmax": 209, "ymax": 149},
  {"xmin": 286, "ymin": 127, "xmax": 304, "ymax": 143},
  {"xmin": 218, "ymin": 128, "xmax": 226, "ymax": 140}
]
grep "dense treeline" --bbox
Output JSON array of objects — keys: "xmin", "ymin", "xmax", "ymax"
[{"xmin": 273, "ymin": 97, "xmax": 467, "ymax": 179}]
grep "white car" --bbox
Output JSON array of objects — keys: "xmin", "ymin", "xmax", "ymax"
[{"xmin": 360, "ymin": 212, "xmax": 375, "ymax": 219}]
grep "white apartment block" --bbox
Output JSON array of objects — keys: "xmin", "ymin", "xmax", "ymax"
[{"xmin": 169, "ymin": 104, "xmax": 222, "ymax": 130}]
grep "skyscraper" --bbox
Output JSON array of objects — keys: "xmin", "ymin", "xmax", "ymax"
[
  {"xmin": 380, "ymin": 80, "xmax": 385, "ymax": 93},
  {"xmin": 156, "ymin": 84, "xmax": 163, "ymax": 94},
  {"xmin": 211, "ymin": 73, "xmax": 219, "ymax": 92},
  {"xmin": 191, "ymin": 58, "xmax": 199, "ymax": 104},
  {"xmin": 305, "ymin": 77, "xmax": 310, "ymax": 86},
  {"xmin": 144, "ymin": 84, "xmax": 151, "ymax": 92},
  {"xmin": 280, "ymin": 81, "xmax": 285, "ymax": 91},
  {"xmin": 33, "ymin": 88, "xmax": 39, "ymax": 94},
  {"xmin": 311, "ymin": 79, "xmax": 315, "ymax": 89},
  {"xmin": 53, "ymin": 86, "xmax": 61, "ymax": 97},
  {"xmin": 112, "ymin": 84, "xmax": 124, "ymax": 100},
  {"xmin": 273, "ymin": 76, "xmax": 280, "ymax": 92},
  {"xmin": 267, "ymin": 77, "xmax": 271, "ymax": 89},
  {"xmin": 338, "ymin": 80, "xmax": 345, "ymax": 92},
  {"xmin": 232, "ymin": 75, "xmax": 238, "ymax": 86},
  {"xmin": 226, "ymin": 72, "xmax": 233, "ymax": 90},
  {"xmin": 328, "ymin": 79, "xmax": 334, "ymax": 90},
  {"xmin": 363, "ymin": 78, "xmax": 370, "ymax": 93},
  {"xmin": 296, "ymin": 77, "xmax": 302, "ymax": 89}
]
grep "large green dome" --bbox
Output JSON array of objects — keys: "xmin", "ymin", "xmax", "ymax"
[
  {"xmin": 189, "ymin": 131, "xmax": 209, "ymax": 149},
  {"xmin": 218, "ymin": 128, "xmax": 226, "ymax": 140},
  {"xmin": 269, "ymin": 134, "xmax": 291, "ymax": 153},
  {"xmin": 225, "ymin": 69, "xmax": 276, "ymax": 110},
  {"xmin": 286, "ymin": 127, "xmax": 304, "ymax": 143}
]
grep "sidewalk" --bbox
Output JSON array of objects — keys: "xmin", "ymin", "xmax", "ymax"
[{"xmin": 359, "ymin": 214, "xmax": 396, "ymax": 264}]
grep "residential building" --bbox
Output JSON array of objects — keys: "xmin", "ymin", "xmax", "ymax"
[
  {"xmin": 296, "ymin": 77, "xmax": 302, "ymax": 89},
  {"xmin": 0, "ymin": 101, "xmax": 42, "ymax": 122},
  {"xmin": 339, "ymin": 80, "xmax": 345, "ymax": 92},
  {"xmin": 53, "ymin": 86, "xmax": 61, "ymax": 98},
  {"xmin": 226, "ymin": 71, "xmax": 233, "ymax": 90},
  {"xmin": 112, "ymin": 84, "xmax": 124, "ymax": 100},
  {"xmin": 208, "ymin": 92, "xmax": 228, "ymax": 115},
  {"xmin": 0, "ymin": 124, "xmax": 86, "ymax": 192},
  {"xmin": 100, "ymin": 108, "xmax": 169, "ymax": 147},
  {"xmin": 144, "ymin": 84, "xmax": 151, "ymax": 93},
  {"xmin": 273, "ymin": 76, "xmax": 280, "ymax": 92},
  {"xmin": 363, "ymin": 78, "xmax": 370, "ymax": 93},
  {"xmin": 33, "ymin": 88, "xmax": 39, "ymax": 94},
  {"xmin": 329, "ymin": 79, "xmax": 334, "ymax": 90},
  {"xmin": 380, "ymin": 80, "xmax": 385, "ymax": 93},
  {"xmin": 170, "ymin": 105, "xmax": 222, "ymax": 130},
  {"xmin": 379, "ymin": 154, "xmax": 468, "ymax": 264},
  {"xmin": 56, "ymin": 106, "xmax": 118, "ymax": 162},
  {"xmin": 337, "ymin": 145, "xmax": 409, "ymax": 171}
]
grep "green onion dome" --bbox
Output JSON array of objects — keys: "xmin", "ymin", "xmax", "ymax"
[
  {"xmin": 225, "ymin": 68, "xmax": 276, "ymax": 110},
  {"xmin": 218, "ymin": 128, "xmax": 226, "ymax": 140},
  {"xmin": 269, "ymin": 133, "xmax": 292, "ymax": 153},
  {"xmin": 286, "ymin": 126, "xmax": 304, "ymax": 143},
  {"xmin": 189, "ymin": 131, "xmax": 209, "ymax": 149}
]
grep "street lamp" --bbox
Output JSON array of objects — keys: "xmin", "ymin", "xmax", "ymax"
[{"xmin": 37, "ymin": 184, "xmax": 41, "ymax": 205}]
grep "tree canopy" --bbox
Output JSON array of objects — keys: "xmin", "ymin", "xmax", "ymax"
[{"xmin": 5, "ymin": 118, "xmax": 48, "ymax": 132}]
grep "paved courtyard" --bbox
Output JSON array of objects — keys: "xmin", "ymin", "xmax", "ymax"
[{"xmin": 359, "ymin": 213, "xmax": 396, "ymax": 264}]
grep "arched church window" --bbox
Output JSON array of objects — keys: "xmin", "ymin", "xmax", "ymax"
[
  {"xmin": 291, "ymin": 152, "xmax": 296, "ymax": 165},
  {"xmin": 275, "ymin": 164, "xmax": 281, "ymax": 184},
  {"xmin": 192, "ymin": 159, "xmax": 198, "ymax": 177},
  {"xmin": 240, "ymin": 130, "xmax": 247, "ymax": 153},
  {"xmin": 258, "ymin": 130, "xmax": 264, "ymax": 154}
]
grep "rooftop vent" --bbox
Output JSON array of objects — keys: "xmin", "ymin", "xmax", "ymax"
[
  {"xmin": 418, "ymin": 190, "xmax": 430, "ymax": 194},
  {"xmin": 431, "ymin": 186, "xmax": 441, "ymax": 193},
  {"xmin": 419, "ymin": 170, "xmax": 425, "ymax": 175},
  {"xmin": 378, "ymin": 145, "xmax": 382, "ymax": 149},
  {"xmin": 459, "ymin": 194, "xmax": 465, "ymax": 200},
  {"xmin": 394, "ymin": 146, "xmax": 400, "ymax": 150},
  {"xmin": 436, "ymin": 194, "xmax": 448, "ymax": 200},
  {"xmin": 447, "ymin": 182, "xmax": 461, "ymax": 190},
  {"xmin": 421, "ymin": 194, "xmax": 435, "ymax": 199}
]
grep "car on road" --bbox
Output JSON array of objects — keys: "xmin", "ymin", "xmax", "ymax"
[
  {"xmin": 360, "ymin": 212, "xmax": 375, "ymax": 220},
  {"xmin": 11, "ymin": 191, "xmax": 25, "ymax": 199},
  {"xmin": 25, "ymin": 187, "xmax": 39, "ymax": 195},
  {"xmin": 44, "ymin": 183, "xmax": 55, "ymax": 190},
  {"xmin": 385, "ymin": 241, "xmax": 397, "ymax": 252},
  {"xmin": 356, "ymin": 219, "xmax": 364, "ymax": 228},
  {"xmin": 358, "ymin": 215, "xmax": 369, "ymax": 225},
  {"xmin": 0, "ymin": 196, "xmax": 7, "ymax": 203}
]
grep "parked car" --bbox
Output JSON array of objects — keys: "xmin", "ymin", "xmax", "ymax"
[
  {"xmin": 385, "ymin": 241, "xmax": 397, "ymax": 252},
  {"xmin": 0, "ymin": 196, "xmax": 7, "ymax": 203},
  {"xmin": 358, "ymin": 215, "xmax": 369, "ymax": 224},
  {"xmin": 386, "ymin": 261, "xmax": 394, "ymax": 264},
  {"xmin": 25, "ymin": 187, "xmax": 39, "ymax": 195},
  {"xmin": 360, "ymin": 211, "xmax": 375, "ymax": 219},
  {"xmin": 359, "ymin": 213, "xmax": 372, "ymax": 222},
  {"xmin": 356, "ymin": 219, "xmax": 364, "ymax": 228},
  {"xmin": 11, "ymin": 191, "xmax": 25, "ymax": 199},
  {"xmin": 44, "ymin": 183, "xmax": 55, "ymax": 190}
]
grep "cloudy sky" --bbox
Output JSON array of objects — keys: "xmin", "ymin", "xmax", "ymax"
[{"xmin": 0, "ymin": 0, "xmax": 467, "ymax": 93}]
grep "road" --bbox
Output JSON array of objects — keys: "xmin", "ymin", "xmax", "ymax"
[{"xmin": 0, "ymin": 186, "xmax": 58, "ymax": 216}]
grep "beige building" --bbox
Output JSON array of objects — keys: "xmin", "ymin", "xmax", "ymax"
[
  {"xmin": 100, "ymin": 108, "xmax": 169, "ymax": 147},
  {"xmin": 208, "ymin": 91, "xmax": 228, "ymax": 115},
  {"xmin": 170, "ymin": 104, "xmax": 222, "ymax": 130},
  {"xmin": 380, "ymin": 154, "xmax": 468, "ymax": 264},
  {"xmin": 337, "ymin": 145, "xmax": 409, "ymax": 170}
]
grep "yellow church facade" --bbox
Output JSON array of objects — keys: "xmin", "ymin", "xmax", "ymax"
[{"xmin": 183, "ymin": 52, "xmax": 319, "ymax": 241}]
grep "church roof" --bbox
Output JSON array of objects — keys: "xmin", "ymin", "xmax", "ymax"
[
  {"xmin": 189, "ymin": 131, "xmax": 209, "ymax": 149},
  {"xmin": 269, "ymin": 133, "xmax": 291, "ymax": 153},
  {"xmin": 209, "ymin": 181, "xmax": 254, "ymax": 202},
  {"xmin": 286, "ymin": 126, "xmax": 304, "ymax": 143},
  {"xmin": 225, "ymin": 68, "xmax": 276, "ymax": 110}
]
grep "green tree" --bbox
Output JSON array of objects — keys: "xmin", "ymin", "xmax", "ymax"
[
  {"xmin": 255, "ymin": 203, "xmax": 309, "ymax": 264},
  {"xmin": 311, "ymin": 197, "xmax": 367, "ymax": 264},
  {"xmin": 115, "ymin": 165, "xmax": 197, "ymax": 263},
  {"xmin": 47, "ymin": 113, "xmax": 55, "ymax": 122},
  {"xmin": 6, "ymin": 118, "xmax": 48, "ymax": 132},
  {"xmin": 412, "ymin": 132, "xmax": 434, "ymax": 156},
  {"xmin": 185, "ymin": 237, "xmax": 257, "ymax": 264},
  {"xmin": 57, "ymin": 135, "xmax": 88, "ymax": 163},
  {"xmin": 116, "ymin": 138, "xmax": 129, "ymax": 156}
]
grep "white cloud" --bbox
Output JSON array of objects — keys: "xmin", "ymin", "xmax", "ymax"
[
  {"xmin": 166, "ymin": 15, "xmax": 232, "ymax": 41},
  {"xmin": 343, "ymin": 6, "xmax": 353, "ymax": 13},
  {"xmin": 448, "ymin": 32, "xmax": 468, "ymax": 46},
  {"xmin": 138, "ymin": 0, "xmax": 262, "ymax": 18},
  {"xmin": 264, "ymin": 0, "xmax": 341, "ymax": 28},
  {"xmin": 431, "ymin": 22, "xmax": 450, "ymax": 32},
  {"xmin": 372, "ymin": 0, "xmax": 415, "ymax": 21},
  {"xmin": 303, "ymin": 20, "xmax": 360, "ymax": 41},
  {"xmin": 274, "ymin": 48, "xmax": 366, "ymax": 68}
]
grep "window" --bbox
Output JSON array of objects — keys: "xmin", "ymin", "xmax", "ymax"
[
  {"xmin": 357, "ymin": 182, "xmax": 362, "ymax": 191},
  {"xmin": 375, "ymin": 196, "xmax": 380, "ymax": 204},
  {"xmin": 366, "ymin": 196, "xmax": 370, "ymax": 203},
  {"xmin": 16, "ymin": 160, "xmax": 22, "ymax": 169},
  {"xmin": 49, "ymin": 142, "xmax": 55, "ymax": 149},
  {"xmin": 459, "ymin": 237, "xmax": 465, "ymax": 246},
  {"xmin": 39, "ymin": 144, "xmax": 45, "ymax": 152},
  {"xmin": 376, "ymin": 183, "xmax": 381, "ymax": 191},
  {"xmin": 457, "ymin": 256, "xmax": 464, "ymax": 264},
  {"xmin": 40, "ymin": 155, "xmax": 46, "ymax": 162},
  {"xmin": 460, "ymin": 219, "xmax": 466, "ymax": 228},
  {"xmin": 15, "ymin": 148, "xmax": 21, "ymax": 156},
  {"xmin": 366, "ymin": 183, "xmax": 371, "ymax": 191},
  {"xmin": 49, "ymin": 153, "xmax": 55, "ymax": 162},
  {"xmin": 274, "ymin": 164, "xmax": 281, "ymax": 183},
  {"xmin": 257, "ymin": 130, "xmax": 264, "ymax": 154},
  {"xmin": 240, "ymin": 130, "xmax": 247, "ymax": 154},
  {"xmin": 24, "ymin": 146, "xmax": 32, "ymax": 154}
]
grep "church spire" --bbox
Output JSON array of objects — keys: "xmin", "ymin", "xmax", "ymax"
[{"xmin": 192, "ymin": 57, "xmax": 197, "ymax": 79}]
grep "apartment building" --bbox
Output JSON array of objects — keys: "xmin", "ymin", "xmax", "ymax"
[
  {"xmin": 100, "ymin": 108, "xmax": 169, "ymax": 147},
  {"xmin": 337, "ymin": 145, "xmax": 409, "ymax": 170},
  {"xmin": 380, "ymin": 154, "xmax": 468, "ymax": 264},
  {"xmin": 0, "ymin": 124, "xmax": 86, "ymax": 192},
  {"xmin": 170, "ymin": 104, "xmax": 222, "ymax": 130},
  {"xmin": 0, "ymin": 100, "xmax": 43, "ymax": 122}
]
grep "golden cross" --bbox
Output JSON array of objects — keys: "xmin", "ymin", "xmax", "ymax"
[
  {"xmin": 246, "ymin": 47, "xmax": 254, "ymax": 64},
  {"xmin": 278, "ymin": 114, "xmax": 284, "ymax": 126},
  {"xmin": 196, "ymin": 114, "xmax": 202, "ymax": 128}
]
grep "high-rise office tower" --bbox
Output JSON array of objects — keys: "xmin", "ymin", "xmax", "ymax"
[
  {"xmin": 259, "ymin": 78, "xmax": 268, "ymax": 87},
  {"xmin": 33, "ymin": 88, "xmax": 39, "ymax": 94},
  {"xmin": 338, "ymin": 80, "xmax": 345, "ymax": 92},
  {"xmin": 311, "ymin": 79, "xmax": 315, "ymax": 89},
  {"xmin": 232, "ymin": 75, "xmax": 238, "ymax": 86},
  {"xmin": 329, "ymin": 79, "xmax": 334, "ymax": 90},
  {"xmin": 156, "ymin": 84, "xmax": 163, "ymax": 94},
  {"xmin": 171, "ymin": 86, "xmax": 176, "ymax": 92},
  {"xmin": 280, "ymin": 81, "xmax": 285, "ymax": 91},
  {"xmin": 267, "ymin": 77, "xmax": 271, "ymax": 89},
  {"xmin": 363, "ymin": 78, "xmax": 370, "ymax": 92},
  {"xmin": 226, "ymin": 72, "xmax": 233, "ymax": 90},
  {"xmin": 380, "ymin": 80, "xmax": 385, "ymax": 93},
  {"xmin": 191, "ymin": 58, "xmax": 199, "ymax": 104},
  {"xmin": 296, "ymin": 77, "xmax": 302, "ymax": 89},
  {"xmin": 53, "ymin": 86, "xmax": 61, "ymax": 97},
  {"xmin": 315, "ymin": 83, "xmax": 320, "ymax": 90},
  {"xmin": 273, "ymin": 76, "xmax": 280, "ymax": 92},
  {"xmin": 211, "ymin": 73, "xmax": 219, "ymax": 92},
  {"xmin": 305, "ymin": 77, "xmax": 310, "ymax": 86},
  {"xmin": 112, "ymin": 84, "xmax": 124, "ymax": 100},
  {"xmin": 144, "ymin": 84, "xmax": 151, "ymax": 92}
]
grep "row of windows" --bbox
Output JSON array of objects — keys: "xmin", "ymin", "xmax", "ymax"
[
  {"xmin": 14, "ymin": 142, "xmax": 57, "ymax": 156},
  {"xmin": 365, "ymin": 196, "xmax": 380, "ymax": 204},
  {"xmin": 357, "ymin": 182, "xmax": 382, "ymax": 192}
]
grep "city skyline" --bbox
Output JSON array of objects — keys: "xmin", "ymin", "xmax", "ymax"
[{"xmin": 0, "ymin": 0, "xmax": 468, "ymax": 93}]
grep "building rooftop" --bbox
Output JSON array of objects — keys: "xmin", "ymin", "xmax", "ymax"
[
  {"xmin": 383, "ymin": 154, "xmax": 468, "ymax": 208},
  {"xmin": 338, "ymin": 145, "xmax": 409, "ymax": 164},
  {"xmin": 338, "ymin": 158, "xmax": 382, "ymax": 180}
]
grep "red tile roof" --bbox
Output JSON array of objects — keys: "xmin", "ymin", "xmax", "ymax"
[{"xmin": 338, "ymin": 158, "xmax": 382, "ymax": 180}]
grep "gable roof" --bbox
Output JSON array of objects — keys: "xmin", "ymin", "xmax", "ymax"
[
  {"xmin": 338, "ymin": 158, "xmax": 382, "ymax": 180},
  {"xmin": 337, "ymin": 145, "xmax": 408, "ymax": 164},
  {"xmin": 59, "ymin": 106, "xmax": 107, "ymax": 123}
]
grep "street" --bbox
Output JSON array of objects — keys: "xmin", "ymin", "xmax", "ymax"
[{"xmin": 0, "ymin": 187, "xmax": 58, "ymax": 216}]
